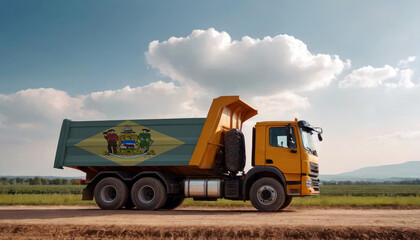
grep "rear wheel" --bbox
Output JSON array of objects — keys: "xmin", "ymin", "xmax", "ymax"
[
  {"xmin": 94, "ymin": 177, "xmax": 128, "ymax": 210},
  {"xmin": 161, "ymin": 194, "xmax": 185, "ymax": 210},
  {"xmin": 131, "ymin": 177, "xmax": 167, "ymax": 210},
  {"xmin": 278, "ymin": 196, "xmax": 293, "ymax": 210},
  {"xmin": 249, "ymin": 177, "xmax": 285, "ymax": 212}
]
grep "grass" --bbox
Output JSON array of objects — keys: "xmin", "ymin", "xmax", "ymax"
[
  {"xmin": 0, "ymin": 185, "xmax": 419, "ymax": 207},
  {"xmin": 0, "ymin": 185, "xmax": 85, "ymax": 194},
  {"xmin": 0, "ymin": 194, "xmax": 95, "ymax": 205},
  {"xmin": 320, "ymin": 185, "xmax": 420, "ymax": 197}
]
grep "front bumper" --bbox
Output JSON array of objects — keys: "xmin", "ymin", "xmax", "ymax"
[{"xmin": 301, "ymin": 175, "xmax": 320, "ymax": 196}]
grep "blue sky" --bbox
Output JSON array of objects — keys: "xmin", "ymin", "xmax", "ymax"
[
  {"xmin": 0, "ymin": 0, "xmax": 419, "ymax": 176},
  {"xmin": 2, "ymin": 1, "xmax": 419, "ymax": 94}
]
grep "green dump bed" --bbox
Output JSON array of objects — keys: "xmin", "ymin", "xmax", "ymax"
[{"xmin": 54, "ymin": 118, "xmax": 206, "ymax": 169}]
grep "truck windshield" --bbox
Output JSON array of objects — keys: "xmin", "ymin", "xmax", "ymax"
[{"xmin": 300, "ymin": 129, "xmax": 316, "ymax": 154}]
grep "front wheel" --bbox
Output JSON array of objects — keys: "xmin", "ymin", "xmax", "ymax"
[
  {"xmin": 131, "ymin": 177, "xmax": 167, "ymax": 210},
  {"xmin": 249, "ymin": 177, "xmax": 285, "ymax": 212}
]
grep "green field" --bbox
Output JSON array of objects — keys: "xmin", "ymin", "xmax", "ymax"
[
  {"xmin": 0, "ymin": 185, "xmax": 84, "ymax": 194},
  {"xmin": 0, "ymin": 185, "xmax": 419, "ymax": 207},
  {"xmin": 320, "ymin": 185, "xmax": 420, "ymax": 197},
  {"xmin": 0, "ymin": 194, "xmax": 95, "ymax": 205}
]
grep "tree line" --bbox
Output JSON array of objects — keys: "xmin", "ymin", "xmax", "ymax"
[{"xmin": 0, "ymin": 177, "xmax": 82, "ymax": 185}]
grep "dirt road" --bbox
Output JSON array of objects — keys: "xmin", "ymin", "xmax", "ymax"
[{"xmin": 0, "ymin": 206, "xmax": 419, "ymax": 239}]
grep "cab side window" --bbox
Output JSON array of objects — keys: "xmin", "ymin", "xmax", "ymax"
[{"xmin": 269, "ymin": 127, "xmax": 297, "ymax": 148}]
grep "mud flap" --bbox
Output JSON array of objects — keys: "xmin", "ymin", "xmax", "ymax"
[{"xmin": 82, "ymin": 187, "xmax": 94, "ymax": 200}]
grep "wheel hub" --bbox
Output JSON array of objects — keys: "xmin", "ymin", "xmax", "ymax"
[
  {"xmin": 257, "ymin": 185, "xmax": 277, "ymax": 205},
  {"xmin": 100, "ymin": 185, "xmax": 117, "ymax": 203},
  {"xmin": 138, "ymin": 185, "xmax": 155, "ymax": 203}
]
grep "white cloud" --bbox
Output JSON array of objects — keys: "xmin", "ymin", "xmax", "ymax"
[
  {"xmin": 0, "ymin": 88, "xmax": 89, "ymax": 122},
  {"xmin": 339, "ymin": 57, "xmax": 417, "ymax": 89},
  {"xmin": 339, "ymin": 65, "xmax": 398, "ymax": 88},
  {"xmin": 397, "ymin": 69, "xmax": 415, "ymax": 88},
  {"xmin": 0, "ymin": 88, "xmax": 99, "ymax": 142},
  {"xmin": 398, "ymin": 56, "xmax": 416, "ymax": 68},
  {"xmin": 252, "ymin": 92, "xmax": 310, "ymax": 119},
  {"xmin": 146, "ymin": 28, "xmax": 348, "ymax": 95},
  {"xmin": 83, "ymin": 81, "xmax": 208, "ymax": 119},
  {"xmin": 384, "ymin": 69, "xmax": 416, "ymax": 89},
  {"xmin": 0, "ymin": 82, "xmax": 207, "ymax": 134}
]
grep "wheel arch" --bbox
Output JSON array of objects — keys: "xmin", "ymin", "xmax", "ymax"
[
  {"xmin": 83, "ymin": 171, "xmax": 131, "ymax": 200},
  {"xmin": 131, "ymin": 171, "xmax": 174, "ymax": 194}
]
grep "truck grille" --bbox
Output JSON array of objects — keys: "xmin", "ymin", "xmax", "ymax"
[
  {"xmin": 309, "ymin": 162, "xmax": 319, "ymax": 191},
  {"xmin": 309, "ymin": 162, "xmax": 319, "ymax": 177},
  {"xmin": 310, "ymin": 178, "xmax": 319, "ymax": 191}
]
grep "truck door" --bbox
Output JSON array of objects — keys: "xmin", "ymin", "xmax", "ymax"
[{"xmin": 265, "ymin": 126, "xmax": 301, "ymax": 174}]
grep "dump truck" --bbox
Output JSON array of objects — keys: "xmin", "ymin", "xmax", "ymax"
[{"xmin": 54, "ymin": 96, "xmax": 323, "ymax": 212}]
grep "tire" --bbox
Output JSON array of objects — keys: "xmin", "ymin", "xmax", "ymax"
[
  {"xmin": 249, "ymin": 177, "xmax": 285, "ymax": 212},
  {"xmin": 225, "ymin": 129, "xmax": 245, "ymax": 172},
  {"xmin": 161, "ymin": 194, "xmax": 185, "ymax": 210},
  {"xmin": 94, "ymin": 177, "xmax": 128, "ymax": 210},
  {"xmin": 278, "ymin": 196, "xmax": 293, "ymax": 210},
  {"xmin": 131, "ymin": 177, "xmax": 167, "ymax": 210}
]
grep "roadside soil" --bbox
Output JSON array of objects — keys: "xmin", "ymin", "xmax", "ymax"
[{"xmin": 0, "ymin": 206, "xmax": 419, "ymax": 239}]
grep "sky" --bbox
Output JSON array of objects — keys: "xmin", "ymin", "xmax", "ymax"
[{"xmin": 0, "ymin": 0, "xmax": 419, "ymax": 176}]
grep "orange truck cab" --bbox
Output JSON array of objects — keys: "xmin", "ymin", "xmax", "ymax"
[{"xmin": 253, "ymin": 121, "xmax": 321, "ymax": 198}]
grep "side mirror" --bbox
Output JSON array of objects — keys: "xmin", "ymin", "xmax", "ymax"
[{"xmin": 318, "ymin": 134, "xmax": 323, "ymax": 141}]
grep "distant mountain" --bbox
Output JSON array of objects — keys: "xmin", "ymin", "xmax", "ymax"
[{"xmin": 321, "ymin": 161, "xmax": 420, "ymax": 181}]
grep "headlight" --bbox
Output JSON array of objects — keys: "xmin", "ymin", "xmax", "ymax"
[{"xmin": 306, "ymin": 180, "xmax": 312, "ymax": 187}]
